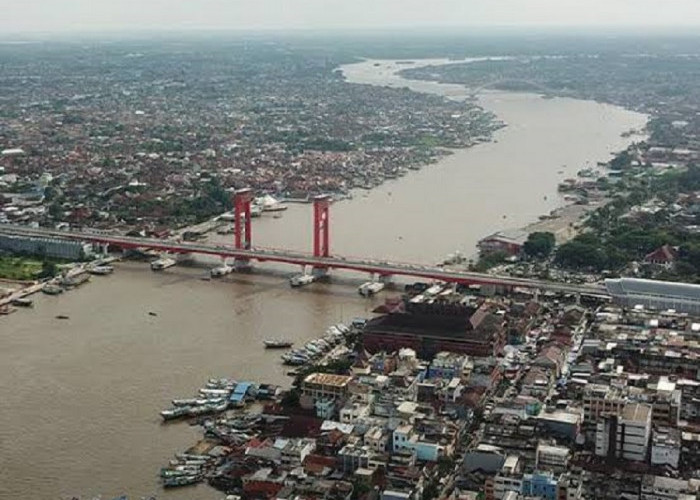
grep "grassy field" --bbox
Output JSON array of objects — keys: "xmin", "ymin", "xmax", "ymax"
[{"xmin": 0, "ymin": 256, "xmax": 43, "ymax": 281}]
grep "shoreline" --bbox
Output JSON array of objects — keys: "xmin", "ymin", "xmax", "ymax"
[{"xmin": 343, "ymin": 58, "xmax": 649, "ymax": 255}]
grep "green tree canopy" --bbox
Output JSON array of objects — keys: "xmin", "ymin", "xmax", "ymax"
[{"xmin": 523, "ymin": 232, "xmax": 555, "ymax": 258}]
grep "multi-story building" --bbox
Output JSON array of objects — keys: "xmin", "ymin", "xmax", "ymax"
[
  {"xmin": 491, "ymin": 455, "xmax": 523, "ymax": 500},
  {"xmin": 535, "ymin": 444, "xmax": 570, "ymax": 472},
  {"xmin": 362, "ymin": 301, "xmax": 505, "ymax": 358},
  {"xmin": 651, "ymin": 427, "xmax": 681, "ymax": 469},
  {"xmin": 584, "ymin": 383, "xmax": 680, "ymax": 428},
  {"xmin": 640, "ymin": 475, "xmax": 700, "ymax": 500},
  {"xmin": 595, "ymin": 403, "xmax": 652, "ymax": 462},
  {"xmin": 364, "ymin": 426, "xmax": 390, "ymax": 453},
  {"xmin": 0, "ymin": 233, "xmax": 94, "ymax": 260},
  {"xmin": 300, "ymin": 373, "xmax": 352, "ymax": 413},
  {"xmin": 427, "ymin": 351, "xmax": 472, "ymax": 381}
]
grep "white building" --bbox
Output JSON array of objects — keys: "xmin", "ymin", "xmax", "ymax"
[
  {"xmin": 640, "ymin": 475, "xmax": 699, "ymax": 500},
  {"xmin": 651, "ymin": 428, "xmax": 681, "ymax": 469},
  {"xmin": 605, "ymin": 278, "xmax": 700, "ymax": 315},
  {"xmin": 493, "ymin": 455, "xmax": 523, "ymax": 500},
  {"xmin": 596, "ymin": 403, "xmax": 652, "ymax": 462},
  {"xmin": 535, "ymin": 443, "xmax": 570, "ymax": 471}
]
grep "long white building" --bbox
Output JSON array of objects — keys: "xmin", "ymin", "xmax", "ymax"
[{"xmin": 605, "ymin": 278, "xmax": 700, "ymax": 315}]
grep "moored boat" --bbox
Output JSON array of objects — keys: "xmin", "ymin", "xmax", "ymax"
[
  {"xmin": 290, "ymin": 274, "xmax": 314, "ymax": 287},
  {"xmin": 358, "ymin": 281, "xmax": 384, "ymax": 297},
  {"xmin": 151, "ymin": 257, "xmax": 176, "ymax": 271},
  {"xmin": 160, "ymin": 407, "xmax": 190, "ymax": 421},
  {"xmin": 88, "ymin": 265, "xmax": 114, "ymax": 275},
  {"xmin": 42, "ymin": 284, "xmax": 64, "ymax": 295},
  {"xmin": 11, "ymin": 297, "xmax": 33, "ymax": 307},
  {"xmin": 162, "ymin": 474, "xmax": 202, "ymax": 487},
  {"xmin": 263, "ymin": 339, "xmax": 294, "ymax": 349},
  {"xmin": 210, "ymin": 264, "xmax": 233, "ymax": 277}
]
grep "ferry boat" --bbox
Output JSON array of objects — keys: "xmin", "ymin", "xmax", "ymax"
[
  {"xmin": 290, "ymin": 274, "xmax": 314, "ymax": 287},
  {"xmin": 210, "ymin": 264, "xmax": 233, "ymax": 277},
  {"xmin": 151, "ymin": 257, "xmax": 176, "ymax": 271},
  {"xmin": 88, "ymin": 265, "xmax": 114, "ymax": 275},
  {"xmin": 263, "ymin": 339, "xmax": 294, "ymax": 349},
  {"xmin": 358, "ymin": 281, "xmax": 384, "ymax": 297}
]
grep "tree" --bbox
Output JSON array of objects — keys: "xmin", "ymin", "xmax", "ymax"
[
  {"xmin": 555, "ymin": 240, "xmax": 606, "ymax": 270},
  {"xmin": 523, "ymin": 232, "xmax": 555, "ymax": 258},
  {"xmin": 422, "ymin": 482, "xmax": 439, "ymax": 500},
  {"xmin": 38, "ymin": 261, "xmax": 58, "ymax": 279}
]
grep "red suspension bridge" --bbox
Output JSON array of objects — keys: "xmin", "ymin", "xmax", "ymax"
[{"xmin": 0, "ymin": 189, "xmax": 608, "ymax": 296}]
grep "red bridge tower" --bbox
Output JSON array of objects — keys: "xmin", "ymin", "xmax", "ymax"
[
  {"xmin": 313, "ymin": 195, "xmax": 331, "ymax": 258},
  {"xmin": 233, "ymin": 188, "xmax": 254, "ymax": 250}
]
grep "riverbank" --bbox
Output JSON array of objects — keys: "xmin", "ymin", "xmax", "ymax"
[
  {"xmin": 338, "ymin": 59, "xmax": 648, "ymax": 260},
  {"xmin": 0, "ymin": 59, "xmax": 648, "ymax": 500}
]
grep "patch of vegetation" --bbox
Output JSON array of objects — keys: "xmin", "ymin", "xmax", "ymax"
[
  {"xmin": 471, "ymin": 250, "xmax": 510, "ymax": 272},
  {"xmin": 0, "ymin": 256, "xmax": 44, "ymax": 280},
  {"xmin": 523, "ymin": 232, "xmax": 555, "ymax": 259}
]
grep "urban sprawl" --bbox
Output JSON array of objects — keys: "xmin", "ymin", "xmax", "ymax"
[{"xmin": 1, "ymin": 36, "xmax": 700, "ymax": 500}]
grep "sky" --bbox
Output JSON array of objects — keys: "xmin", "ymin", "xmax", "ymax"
[{"xmin": 2, "ymin": 0, "xmax": 700, "ymax": 34}]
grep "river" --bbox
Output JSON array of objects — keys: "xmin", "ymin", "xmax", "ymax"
[{"xmin": 0, "ymin": 59, "xmax": 647, "ymax": 500}]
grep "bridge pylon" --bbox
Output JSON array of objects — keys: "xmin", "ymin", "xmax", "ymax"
[
  {"xmin": 313, "ymin": 195, "xmax": 331, "ymax": 258},
  {"xmin": 233, "ymin": 188, "xmax": 254, "ymax": 250},
  {"xmin": 233, "ymin": 188, "xmax": 254, "ymax": 270}
]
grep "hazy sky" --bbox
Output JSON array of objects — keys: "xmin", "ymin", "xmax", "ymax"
[{"xmin": 2, "ymin": 0, "xmax": 700, "ymax": 33}]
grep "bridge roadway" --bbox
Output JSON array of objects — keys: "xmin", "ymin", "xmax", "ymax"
[{"xmin": 0, "ymin": 224, "xmax": 608, "ymax": 296}]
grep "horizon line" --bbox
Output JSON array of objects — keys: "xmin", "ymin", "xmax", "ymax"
[{"xmin": 3, "ymin": 24, "xmax": 700, "ymax": 39}]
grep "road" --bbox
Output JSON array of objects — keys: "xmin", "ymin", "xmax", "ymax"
[{"xmin": 0, "ymin": 224, "xmax": 609, "ymax": 296}]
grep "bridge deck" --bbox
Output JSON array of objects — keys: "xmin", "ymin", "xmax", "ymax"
[{"xmin": 0, "ymin": 224, "xmax": 608, "ymax": 296}]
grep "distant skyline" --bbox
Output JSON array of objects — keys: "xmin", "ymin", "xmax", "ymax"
[{"xmin": 2, "ymin": 0, "xmax": 700, "ymax": 34}]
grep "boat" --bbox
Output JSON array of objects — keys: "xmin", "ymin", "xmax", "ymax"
[
  {"xmin": 199, "ymin": 388, "xmax": 230, "ymax": 396},
  {"xmin": 264, "ymin": 339, "xmax": 294, "ymax": 349},
  {"xmin": 163, "ymin": 475, "xmax": 202, "ymax": 488},
  {"xmin": 0, "ymin": 305, "xmax": 16, "ymax": 315},
  {"xmin": 172, "ymin": 398, "xmax": 198, "ymax": 407},
  {"xmin": 175, "ymin": 453, "xmax": 211, "ymax": 461},
  {"xmin": 250, "ymin": 204, "xmax": 263, "ymax": 217},
  {"xmin": 290, "ymin": 274, "xmax": 314, "ymax": 287},
  {"xmin": 11, "ymin": 297, "xmax": 33, "ymax": 307},
  {"xmin": 151, "ymin": 257, "xmax": 176, "ymax": 271},
  {"xmin": 88, "ymin": 265, "xmax": 114, "ymax": 275},
  {"xmin": 256, "ymin": 194, "xmax": 288, "ymax": 212},
  {"xmin": 210, "ymin": 264, "xmax": 233, "ymax": 277},
  {"xmin": 60, "ymin": 272, "xmax": 90, "ymax": 287},
  {"xmin": 42, "ymin": 284, "xmax": 64, "ymax": 295},
  {"xmin": 358, "ymin": 281, "xmax": 385, "ymax": 297},
  {"xmin": 160, "ymin": 407, "xmax": 190, "ymax": 421},
  {"xmin": 55, "ymin": 315, "xmax": 70, "ymax": 320},
  {"xmin": 148, "ymin": 311, "xmax": 158, "ymax": 317}
]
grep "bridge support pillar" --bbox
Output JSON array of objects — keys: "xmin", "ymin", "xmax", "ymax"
[
  {"xmin": 312, "ymin": 194, "xmax": 331, "ymax": 278},
  {"xmin": 312, "ymin": 266, "xmax": 328, "ymax": 279},
  {"xmin": 234, "ymin": 258, "xmax": 252, "ymax": 271},
  {"xmin": 378, "ymin": 274, "xmax": 393, "ymax": 284},
  {"xmin": 313, "ymin": 195, "xmax": 331, "ymax": 258},
  {"xmin": 234, "ymin": 188, "xmax": 254, "ymax": 268},
  {"xmin": 234, "ymin": 188, "xmax": 254, "ymax": 250}
]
